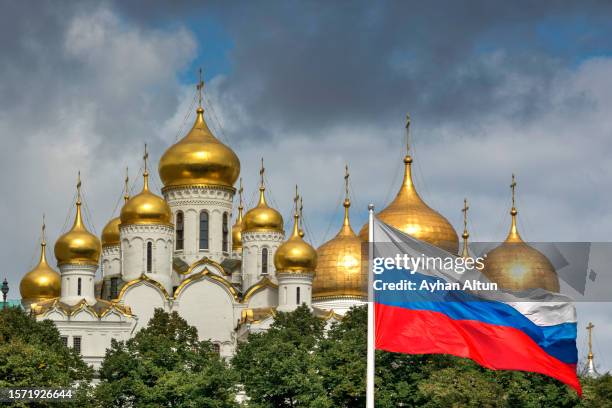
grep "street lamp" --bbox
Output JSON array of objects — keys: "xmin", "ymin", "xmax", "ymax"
[{"xmin": 1, "ymin": 278, "xmax": 8, "ymax": 309}]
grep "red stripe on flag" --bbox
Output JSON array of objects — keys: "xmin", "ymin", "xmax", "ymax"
[{"xmin": 374, "ymin": 303, "xmax": 581, "ymax": 395}]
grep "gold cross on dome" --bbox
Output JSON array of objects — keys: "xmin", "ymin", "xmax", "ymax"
[
  {"xmin": 510, "ymin": 173, "xmax": 517, "ymax": 208},
  {"xmin": 462, "ymin": 198, "xmax": 469, "ymax": 232},
  {"xmin": 143, "ymin": 144, "xmax": 149, "ymax": 173},
  {"xmin": 587, "ymin": 322, "xmax": 595, "ymax": 354},
  {"xmin": 76, "ymin": 171, "xmax": 82, "ymax": 203},
  {"xmin": 405, "ymin": 113, "xmax": 411, "ymax": 154},
  {"xmin": 344, "ymin": 164, "xmax": 350, "ymax": 198}
]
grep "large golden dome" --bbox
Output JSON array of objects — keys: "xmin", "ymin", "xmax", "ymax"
[
  {"xmin": 232, "ymin": 179, "xmax": 244, "ymax": 251},
  {"xmin": 274, "ymin": 201, "xmax": 317, "ymax": 273},
  {"xmin": 158, "ymin": 106, "xmax": 240, "ymax": 189},
  {"xmin": 121, "ymin": 152, "xmax": 172, "ymax": 227},
  {"xmin": 20, "ymin": 221, "xmax": 61, "ymax": 302},
  {"xmin": 482, "ymin": 177, "xmax": 559, "ymax": 292},
  {"xmin": 313, "ymin": 169, "xmax": 366, "ymax": 299},
  {"xmin": 359, "ymin": 154, "xmax": 459, "ymax": 254},
  {"xmin": 55, "ymin": 178, "xmax": 101, "ymax": 266},
  {"xmin": 243, "ymin": 161, "xmax": 284, "ymax": 233}
]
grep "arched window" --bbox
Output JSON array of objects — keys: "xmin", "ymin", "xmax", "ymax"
[
  {"xmin": 261, "ymin": 248, "xmax": 269, "ymax": 275},
  {"xmin": 199, "ymin": 211, "xmax": 209, "ymax": 250},
  {"xmin": 146, "ymin": 242, "xmax": 153, "ymax": 272},
  {"xmin": 176, "ymin": 212, "xmax": 184, "ymax": 250},
  {"xmin": 77, "ymin": 278, "xmax": 82, "ymax": 296},
  {"xmin": 296, "ymin": 287, "xmax": 301, "ymax": 305},
  {"xmin": 222, "ymin": 212, "xmax": 229, "ymax": 252}
]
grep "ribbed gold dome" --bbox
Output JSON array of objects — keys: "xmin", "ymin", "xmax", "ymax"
[
  {"xmin": 158, "ymin": 106, "xmax": 240, "ymax": 189},
  {"xmin": 359, "ymin": 154, "xmax": 459, "ymax": 254},
  {"xmin": 20, "ymin": 222, "xmax": 61, "ymax": 302},
  {"xmin": 314, "ymin": 199, "xmax": 366, "ymax": 299},
  {"xmin": 55, "ymin": 179, "xmax": 101, "ymax": 266},
  {"xmin": 232, "ymin": 179, "xmax": 244, "ymax": 251},
  {"xmin": 243, "ymin": 162, "xmax": 283, "ymax": 233},
  {"xmin": 482, "ymin": 179, "xmax": 559, "ymax": 292},
  {"xmin": 274, "ymin": 207, "xmax": 317, "ymax": 273},
  {"xmin": 121, "ymin": 157, "xmax": 172, "ymax": 227}
]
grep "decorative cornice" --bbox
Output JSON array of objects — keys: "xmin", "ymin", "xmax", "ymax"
[
  {"xmin": 162, "ymin": 183, "xmax": 236, "ymax": 196},
  {"xmin": 115, "ymin": 274, "xmax": 172, "ymax": 301},
  {"xmin": 30, "ymin": 297, "xmax": 133, "ymax": 319},
  {"xmin": 119, "ymin": 224, "xmax": 174, "ymax": 234},
  {"xmin": 173, "ymin": 269, "xmax": 239, "ymax": 300},
  {"xmin": 182, "ymin": 256, "xmax": 230, "ymax": 276},
  {"xmin": 241, "ymin": 231, "xmax": 284, "ymax": 242},
  {"xmin": 242, "ymin": 277, "xmax": 278, "ymax": 303},
  {"xmin": 312, "ymin": 294, "xmax": 368, "ymax": 301}
]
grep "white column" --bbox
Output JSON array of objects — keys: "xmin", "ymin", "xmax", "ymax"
[
  {"xmin": 60, "ymin": 264, "xmax": 97, "ymax": 306},
  {"xmin": 276, "ymin": 272, "xmax": 314, "ymax": 312}
]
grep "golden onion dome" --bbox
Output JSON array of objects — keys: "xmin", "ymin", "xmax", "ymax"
[
  {"xmin": 359, "ymin": 116, "xmax": 458, "ymax": 253},
  {"xmin": 232, "ymin": 179, "xmax": 245, "ymax": 251},
  {"xmin": 313, "ymin": 169, "xmax": 366, "ymax": 299},
  {"xmin": 158, "ymin": 104, "xmax": 240, "ymax": 189},
  {"xmin": 101, "ymin": 217, "xmax": 121, "ymax": 247},
  {"xmin": 20, "ymin": 220, "xmax": 61, "ymax": 302},
  {"xmin": 121, "ymin": 148, "xmax": 172, "ymax": 226},
  {"xmin": 274, "ymin": 197, "xmax": 317, "ymax": 274},
  {"xmin": 482, "ymin": 176, "xmax": 559, "ymax": 292},
  {"xmin": 243, "ymin": 160, "xmax": 284, "ymax": 233},
  {"xmin": 54, "ymin": 176, "xmax": 102, "ymax": 266},
  {"xmin": 101, "ymin": 173, "xmax": 131, "ymax": 247}
]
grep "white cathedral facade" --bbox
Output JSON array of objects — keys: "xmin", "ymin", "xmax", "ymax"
[{"xmin": 19, "ymin": 96, "xmax": 369, "ymax": 369}]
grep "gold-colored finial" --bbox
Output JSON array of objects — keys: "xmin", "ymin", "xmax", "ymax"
[
  {"xmin": 41, "ymin": 213, "xmax": 46, "ymax": 246},
  {"xmin": 143, "ymin": 144, "xmax": 149, "ymax": 175},
  {"xmin": 299, "ymin": 196, "xmax": 305, "ymax": 238},
  {"xmin": 124, "ymin": 167, "xmax": 130, "ymax": 203},
  {"xmin": 197, "ymin": 68, "xmax": 204, "ymax": 109},
  {"xmin": 461, "ymin": 198, "xmax": 470, "ymax": 258},
  {"xmin": 259, "ymin": 158, "xmax": 265, "ymax": 190},
  {"xmin": 587, "ymin": 322, "xmax": 595, "ymax": 359},
  {"xmin": 294, "ymin": 184, "xmax": 300, "ymax": 215},
  {"xmin": 344, "ymin": 164, "xmax": 350, "ymax": 202},
  {"xmin": 76, "ymin": 171, "xmax": 82, "ymax": 205},
  {"xmin": 405, "ymin": 113, "xmax": 411, "ymax": 155},
  {"xmin": 238, "ymin": 177, "xmax": 244, "ymax": 210},
  {"xmin": 510, "ymin": 173, "xmax": 517, "ymax": 213}
]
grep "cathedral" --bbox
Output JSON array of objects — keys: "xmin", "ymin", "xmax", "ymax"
[{"xmin": 18, "ymin": 86, "xmax": 559, "ymax": 370}]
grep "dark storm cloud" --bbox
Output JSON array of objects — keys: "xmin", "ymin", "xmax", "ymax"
[{"xmin": 113, "ymin": 0, "xmax": 612, "ymax": 138}]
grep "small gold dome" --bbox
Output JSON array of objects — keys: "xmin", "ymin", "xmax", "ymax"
[
  {"xmin": 102, "ymin": 174, "xmax": 131, "ymax": 247},
  {"xmin": 243, "ymin": 162, "xmax": 283, "ymax": 233},
  {"xmin": 232, "ymin": 179, "xmax": 245, "ymax": 251},
  {"xmin": 359, "ymin": 154, "xmax": 459, "ymax": 254},
  {"xmin": 20, "ymin": 222, "xmax": 61, "ymax": 302},
  {"xmin": 121, "ymin": 154, "xmax": 172, "ymax": 227},
  {"xmin": 482, "ymin": 178, "xmax": 559, "ymax": 292},
  {"xmin": 274, "ymin": 206, "xmax": 317, "ymax": 274},
  {"xmin": 101, "ymin": 217, "xmax": 121, "ymax": 247},
  {"xmin": 314, "ymin": 198, "xmax": 366, "ymax": 299},
  {"xmin": 55, "ymin": 178, "xmax": 101, "ymax": 266},
  {"xmin": 159, "ymin": 107, "xmax": 240, "ymax": 189}
]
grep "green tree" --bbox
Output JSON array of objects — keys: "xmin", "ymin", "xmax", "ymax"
[
  {"xmin": 0, "ymin": 306, "xmax": 93, "ymax": 407},
  {"xmin": 232, "ymin": 305, "xmax": 331, "ymax": 407},
  {"xmin": 95, "ymin": 308, "xmax": 238, "ymax": 408}
]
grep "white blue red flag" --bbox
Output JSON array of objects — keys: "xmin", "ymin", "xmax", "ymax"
[{"xmin": 371, "ymin": 217, "xmax": 581, "ymax": 395}]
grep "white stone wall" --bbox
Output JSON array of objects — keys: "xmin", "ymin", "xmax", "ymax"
[
  {"xmin": 120, "ymin": 282, "xmax": 169, "ymax": 332},
  {"xmin": 163, "ymin": 185, "xmax": 235, "ymax": 265},
  {"xmin": 276, "ymin": 272, "xmax": 314, "ymax": 312},
  {"xmin": 101, "ymin": 245, "xmax": 121, "ymax": 279},
  {"xmin": 60, "ymin": 264, "xmax": 98, "ymax": 306},
  {"xmin": 120, "ymin": 224, "xmax": 174, "ymax": 293},
  {"xmin": 241, "ymin": 231, "xmax": 284, "ymax": 291},
  {"xmin": 40, "ymin": 310, "xmax": 135, "ymax": 370}
]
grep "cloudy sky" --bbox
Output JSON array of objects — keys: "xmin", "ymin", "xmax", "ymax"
[{"xmin": 2, "ymin": 1, "xmax": 612, "ymax": 373}]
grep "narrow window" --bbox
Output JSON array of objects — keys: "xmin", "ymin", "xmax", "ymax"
[
  {"xmin": 77, "ymin": 278, "xmax": 82, "ymax": 296},
  {"xmin": 176, "ymin": 211, "xmax": 184, "ymax": 250},
  {"xmin": 261, "ymin": 248, "xmax": 269, "ymax": 275},
  {"xmin": 199, "ymin": 211, "xmax": 209, "ymax": 250},
  {"xmin": 73, "ymin": 336, "xmax": 82, "ymax": 355},
  {"xmin": 146, "ymin": 242, "xmax": 153, "ymax": 272},
  {"xmin": 110, "ymin": 277, "xmax": 118, "ymax": 299},
  {"xmin": 61, "ymin": 336, "xmax": 68, "ymax": 347},
  {"xmin": 212, "ymin": 344, "xmax": 221, "ymax": 354},
  {"xmin": 222, "ymin": 212, "xmax": 229, "ymax": 252},
  {"xmin": 296, "ymin": 287, "xmax": 301, "ymax": 305}
]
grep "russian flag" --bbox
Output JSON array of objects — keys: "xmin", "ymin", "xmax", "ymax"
[{"xmin": 370, "ymin": 217, "xmax": 581, "ymax": 395}]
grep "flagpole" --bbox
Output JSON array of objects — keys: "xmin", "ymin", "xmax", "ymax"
[{"xmin": 366, "ymin": 204, "xmax": 375, "ymax": 408}]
